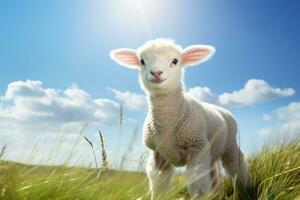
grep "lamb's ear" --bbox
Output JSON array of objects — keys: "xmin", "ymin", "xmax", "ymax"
[
  {"xmin": 110, "ymin": 48, "xmax": 140, "ymax": 69},
  {"xmin": 181, "ymin": 45, "xmax": 216, "ymax": 67}
]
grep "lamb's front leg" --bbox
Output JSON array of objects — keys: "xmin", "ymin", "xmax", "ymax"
[
  {"xmin": 185, "ymin": 146, "xmax": 212, "ymax": 199},
  {"xmin": 146, "ymin": 151, "xmax": 174, "ymax": 200}
]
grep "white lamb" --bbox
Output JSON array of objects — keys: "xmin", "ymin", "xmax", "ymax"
[{"xmin": 110, "ymin": 39, "xmax": 249, "ymax": 199}]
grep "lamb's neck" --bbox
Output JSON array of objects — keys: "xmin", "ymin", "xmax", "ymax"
[{"xmin": 148, "ymin": 86, "xmax": 188, "ymax": 130}]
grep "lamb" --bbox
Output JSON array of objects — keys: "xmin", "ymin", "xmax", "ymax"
[{"xmin": 110, "ymin": 38, "xmax": 249, "ymax": 199}]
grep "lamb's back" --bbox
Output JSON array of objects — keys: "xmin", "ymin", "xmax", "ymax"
[{"xmin": 187, "ymin": 96, "xmax": 236, "ymax": 159}]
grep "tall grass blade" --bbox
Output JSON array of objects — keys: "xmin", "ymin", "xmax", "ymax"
[
  {"xmin": 97, "ymin": 130, "xmax": 109, "ymax": 179},
  {"xmin": 83, "ymin": 136, "xmax": 98, "ymax": 169},
  {"xmin": 0, "ymin": 144, "xmax": 6, "ymax": 159}
]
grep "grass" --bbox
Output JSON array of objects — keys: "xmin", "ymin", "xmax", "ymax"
[{"xmin": 0, "ymin": 139, "xmax": 299, "ymax": 200}]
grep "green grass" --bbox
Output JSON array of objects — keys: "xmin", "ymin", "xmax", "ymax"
[{"xmin": 0, "ymin": 140, "xmax": 299, "ymax": 200}]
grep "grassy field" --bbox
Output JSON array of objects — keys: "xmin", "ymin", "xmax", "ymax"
[{"xmin": 0, "ymin": 139, "xmax": 299, "ymax": 200}]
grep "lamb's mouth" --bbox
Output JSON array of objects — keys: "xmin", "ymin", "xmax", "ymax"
[{"xmin": 149, "ymin": 78, "xmax": 167, "ymax": 84}]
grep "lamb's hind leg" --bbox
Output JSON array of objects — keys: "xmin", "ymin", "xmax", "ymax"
[
  {"xmin": 146, "ymin": 151, "xmax": 174, "ymax": 200},
  {"xmin": 221, "ymin": 142, "xmax": 249, "ymax": 184},
  {"xmin": 210, "ymin": 161, "xmax": 220, "ymax": 192}
]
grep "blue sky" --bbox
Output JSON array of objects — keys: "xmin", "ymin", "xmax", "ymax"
[{"xmin": 0, "ymin": 0, "xmax": 299, "ymax": 168}]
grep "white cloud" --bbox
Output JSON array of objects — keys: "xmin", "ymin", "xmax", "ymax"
[
  {"xmin": 262, "ymin": 114, "xmax": 272, "ymax": 121},
  {"xmin": 0, "ymin": 80, "xmax": 122, "ymax": 165},
  {"xmin": 187, "ymin": 86, "xmax": 217, "ymax": 104},
  {"xmin": 107, "ymin": 87, "xmax": 147, "ymax": 111},
  {"xmin": 0, "ymin": 120, "xmax": 92, "ymax": 164},
  {"xmin": 127, "ymin": 117, "xmax": 138, "ymax": 123},
  {"xmin": 275, "ymin": 101, "xmax": 300, "ymax": 133},
  {"xmin": 0, "ymin": 80, "xmax": 119, "ymax": 124},
  {"xmin": 218, "ymin": 79, "xmax": 295, "ymax": 106},
  {"xmin": 258, "ymin": 127, "xmax": 273, "ymax": 136},
  {"xmin": 276, "ymin": 101, "xmax": 300, "ymax": 122},
  {"xmin": 258, "ymin": 101, "xmax": 300, "ymax": 136}
]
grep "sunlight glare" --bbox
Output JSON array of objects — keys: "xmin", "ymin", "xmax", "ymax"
[{"xmin": 107, "ymin": 0, "xmax": 169, "ymax": 39}]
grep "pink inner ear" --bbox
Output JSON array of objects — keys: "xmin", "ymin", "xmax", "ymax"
[
  {"xmin": 114, "ymin": 51, "xmax": 140, "ymax": 66},
  {"xmin": 182, "ymin": 48, "xmax": 211, "ymax": 65}
]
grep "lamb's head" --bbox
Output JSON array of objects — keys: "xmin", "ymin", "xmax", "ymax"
[{"xmin": 110, "ymin": 39, "xmax": 215, "ymax": 95}]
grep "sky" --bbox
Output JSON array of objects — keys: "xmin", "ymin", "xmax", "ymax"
[{"xmin": 0, "ymin": 0, "xmax": 299, "ymax": 169}]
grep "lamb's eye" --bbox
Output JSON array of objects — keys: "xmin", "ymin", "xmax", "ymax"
[
  {"xmin": 171, "ymin": 58, "xmax": 178, "ymax": 66},
  {"xmin": 140, "ymin": 59, "xmax": 146, "ymax": 66}
]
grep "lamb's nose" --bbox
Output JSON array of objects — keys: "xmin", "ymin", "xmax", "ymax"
[{"xmin": 150, "ymin": 70, "xmax": 163, "ymax": 78}]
